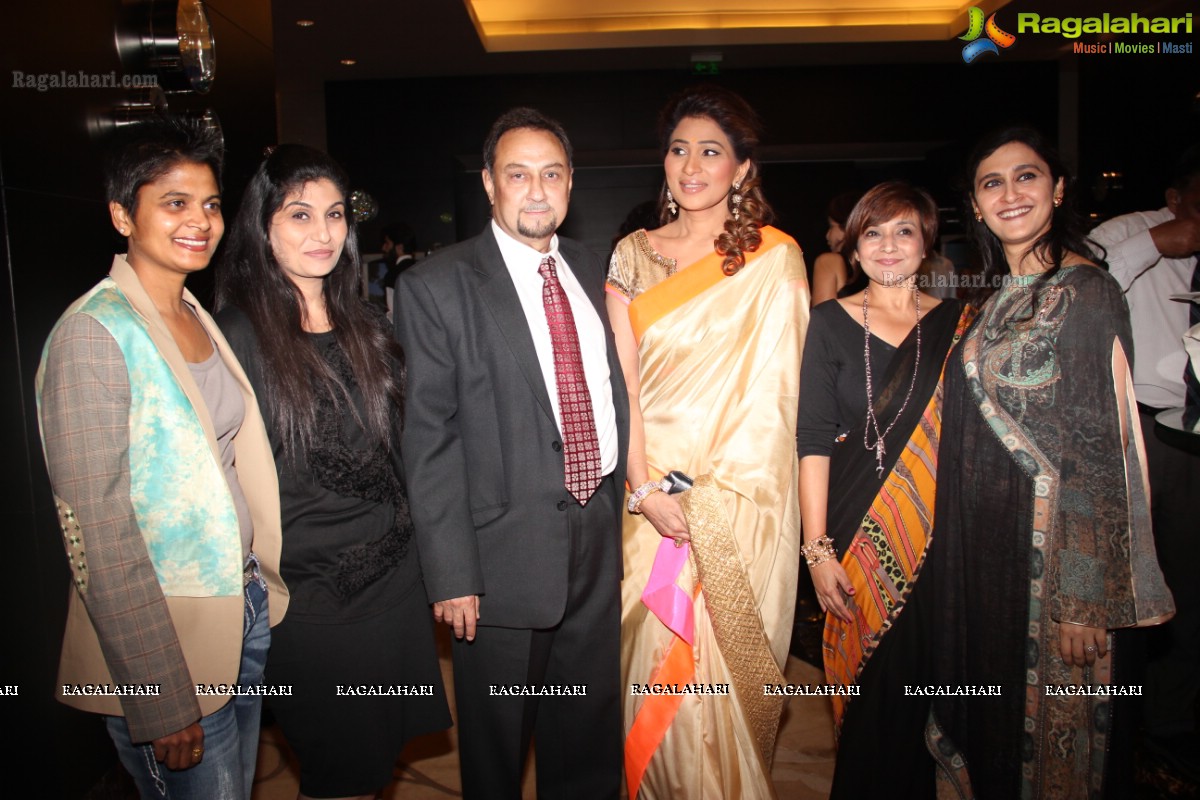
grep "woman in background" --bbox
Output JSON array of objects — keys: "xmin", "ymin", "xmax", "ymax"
[
  {"xmin": 38, "ymin": 116, "xmax": 287, "ymax": 799},
  {"xmin": 810, "ymin": 191, "xmax": 860, "ymax": 304},
  {"xmin": 926, "ymin": 127, "xmax": 1174, "ymax": 798},
  {"xmin": 797, "ymin": 181, "xmax": 970, "ymax": 798},
  {"xmin": 216, "ymin": 145, "xmax": 449, "ymax": 800},
  {"xmin": 608, "ymin": 85, "xmax": 809, "ymax": 799}
]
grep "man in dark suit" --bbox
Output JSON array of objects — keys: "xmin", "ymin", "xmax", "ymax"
[{"xmin": 394, "ymin": 108, "xmax": 628, "ymax": 799}]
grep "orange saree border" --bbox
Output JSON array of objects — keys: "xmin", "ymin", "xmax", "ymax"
[
  {"xmin": 628, "ymin": 226, "xmax": 793, "ymax": 343},
  {"xmin": 624, "ymin": 623, "xmax": 695, "ymax": 799}
]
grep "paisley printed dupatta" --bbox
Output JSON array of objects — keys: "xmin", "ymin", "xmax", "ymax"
[{"xmin": 610, "ymin": 227, "xmax": 809, "ymax": 799}]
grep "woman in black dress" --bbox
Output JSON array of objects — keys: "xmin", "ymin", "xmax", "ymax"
[
  {"xmin": 215, "ymin": 145, "xmax": 449, "ymax": 800},
  {"xmin": 798, "ymin": 182, "xmax": 972, "ymax": 798}
]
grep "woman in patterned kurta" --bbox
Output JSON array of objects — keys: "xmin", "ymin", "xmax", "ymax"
[{"xmin": 925, "ymin": 127, "xmax": 1174, "ymax": 799}]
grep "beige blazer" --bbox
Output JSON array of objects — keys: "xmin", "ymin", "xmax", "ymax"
[{"xmin": 40, "ymin": 256, "xmax": 288, "ymax": 742}]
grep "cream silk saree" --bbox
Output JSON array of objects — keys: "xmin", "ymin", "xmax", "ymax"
[{"xmin": 607, "ymin": 227, "xmax": 810, "ymax": 799}]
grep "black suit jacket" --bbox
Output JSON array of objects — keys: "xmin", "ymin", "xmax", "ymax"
[{"xmin": 395, "ymin": 228, "xmax": 629, "ymax": 629}]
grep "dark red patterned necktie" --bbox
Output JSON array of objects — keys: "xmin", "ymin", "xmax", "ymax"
[{"xmin": 539, "ymin": 256, "xmax": 602, "ymax": 504}]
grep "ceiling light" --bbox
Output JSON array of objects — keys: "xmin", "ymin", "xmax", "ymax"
[
  {"xmin": 340, "ymin": 58, "xmax": 357, "ymax": 65},
  {"xmin": 464, "ymin": 0, "xmax": 1012, "ymax": 52},
  {"xmin": 296, "ymin": 19, "xmax": 315, "ymax": 27}
]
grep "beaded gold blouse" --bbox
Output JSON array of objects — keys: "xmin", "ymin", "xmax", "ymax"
[{"xmin": 606, "ymin": 229, "xmax": 678, "ymax": 300}]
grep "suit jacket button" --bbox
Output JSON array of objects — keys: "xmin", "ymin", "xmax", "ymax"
[
  {"xmin": 552, "ymin": 440, "xmax": 562, "ymax": 452},
  {"xmin": 556, "ymin": 500, "xmax": 568, "ymax": 511}
]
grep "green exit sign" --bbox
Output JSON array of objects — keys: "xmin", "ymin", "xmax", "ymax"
[{"xmin": 691, "ymin": 61, "xmax": 720, "ymax": 75}]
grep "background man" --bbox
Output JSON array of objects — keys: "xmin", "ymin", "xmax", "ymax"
[
  {"xmin": 1090, "ymin": 144, "xmax": 1200, "ymax": 781},
  {"xmin": 380, "ymin": 221, "xmax": 417, "ymax": 316}
]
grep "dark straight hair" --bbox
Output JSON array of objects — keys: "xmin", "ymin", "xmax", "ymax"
[
  {"xmin": 962, "ymin": 126, "xmax": 1103, "ymax": 306},
  {"xmin": 215, "ymin": 144, "xmax": 402, "ymax": 461}
]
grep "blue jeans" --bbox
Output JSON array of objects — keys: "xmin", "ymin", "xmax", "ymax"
[{"xmin": 106, "ymin": 568, "xmax": 270, "ymax": 799}]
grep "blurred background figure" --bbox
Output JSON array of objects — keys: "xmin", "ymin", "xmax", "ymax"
[
  {"xmin": 378, "ymin": 221, "xmax": 418, "ymax": 319},
  {"xmin": 1089, "ymin": 143, "xmax": 1200, "ymax": 784},
  {"xmin": 810, "ymin": 190, "xmax": 860, "ymax": 304}
]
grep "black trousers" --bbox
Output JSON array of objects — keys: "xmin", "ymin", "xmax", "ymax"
[
  {"xmin": 1138, "ymin": 410, "xmax": 1200, "ymax": 738},
  {"xmin": 450, "ymin": 475, "xmax": 623, "ymax": 800}
]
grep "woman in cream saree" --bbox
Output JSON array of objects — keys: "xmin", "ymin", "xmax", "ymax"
[{"xmin": 606, "ymin": 86, "xmax": 809, "ymax": 800}]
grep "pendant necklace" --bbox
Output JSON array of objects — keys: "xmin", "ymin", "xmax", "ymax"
[{"xmin": 863, "ymin": 284, "xmax": 922, "ymax": 477}]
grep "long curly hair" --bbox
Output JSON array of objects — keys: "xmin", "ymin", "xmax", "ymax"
[
  {"xmin": 657, "ymin": 85, "xmax": 774, "ymax": 275},
  {"xmin": 215, "ymin": 144, "xmax": 403, "ymax": 462},
  {"xmin": 962, "ymin": 126, "xmax": 1104, "ymax": 307}
]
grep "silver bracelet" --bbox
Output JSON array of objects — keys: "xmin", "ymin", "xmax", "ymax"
[{"xmin": 627, "ymin": 481, "xmax": 662, "ymax": 514}]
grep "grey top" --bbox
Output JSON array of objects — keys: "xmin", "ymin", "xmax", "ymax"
[{"xmin": 188, "ymin": 345, "xmax": 254, "ymax": 557}]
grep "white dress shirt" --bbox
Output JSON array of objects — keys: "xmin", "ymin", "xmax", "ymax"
[
  {"xmin": 491, "ymin": 221, "xmax": 619, "ymax": 475},
  {"xmin": 1090, "ymin": 207, "xmax": 1198, "ymax": 408}
]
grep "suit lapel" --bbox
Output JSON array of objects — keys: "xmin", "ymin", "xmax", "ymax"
[{"xmin": 472, "ymin": 232, "xmax": 556, "ymax": 423}]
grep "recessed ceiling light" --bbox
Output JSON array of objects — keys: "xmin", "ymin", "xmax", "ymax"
[
  {"xmin": 296, "ymin": 19, "xmax": 315, "ymax": 27},
  {"xmin": 340, "ymin": 58, "xmax": 357, "ymax": 65}
]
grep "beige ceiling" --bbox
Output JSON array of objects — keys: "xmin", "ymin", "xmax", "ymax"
[{"xmin": 464, "ymin": 0, "xmax": 1009, "ymax": 51}]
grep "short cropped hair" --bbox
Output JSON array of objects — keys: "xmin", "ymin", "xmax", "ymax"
[
  {"xmin": 482, "ymin": 108, "xmax": 573, "ymax": 174},
  {"xmin": 104, "ymin": 116, "xmax": 223, "ymax": 216},
  {"xmin": 841, "ymin": 181, "xmax": 939, "ymax": 262}
]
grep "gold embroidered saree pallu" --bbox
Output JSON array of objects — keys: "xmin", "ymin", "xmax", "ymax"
[{"xmin": 615, "ymin": 228, "xmax": 808, "ymax": 799}]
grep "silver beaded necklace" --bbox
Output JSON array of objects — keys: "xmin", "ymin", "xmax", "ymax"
[{"xmin": 862, "ymin": 284, "xmax": 922, "ymax": 477}]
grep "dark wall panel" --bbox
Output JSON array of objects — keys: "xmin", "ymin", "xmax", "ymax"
[{"xmin": 327, "ymin": 62, "xmax": 1062, "ymax": 263}]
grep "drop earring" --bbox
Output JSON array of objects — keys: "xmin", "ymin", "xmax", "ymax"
[
  {"xmin": 731, "ymin": 182, "xmax": 743, "ymax": 221},
  {"xmin": 666, "ymin": 189, "xmax": 678, "ymax": 216}
]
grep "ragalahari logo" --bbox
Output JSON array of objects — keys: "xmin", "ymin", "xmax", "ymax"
[{"xmin": 960, "ymin": 7, "xmax": 1017, "ymax": 62}]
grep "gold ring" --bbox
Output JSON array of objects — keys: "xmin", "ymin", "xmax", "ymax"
[
  {"xmin": 192, "ymin": 747, "xmax": 204, "ymax": 759},
  {"xmin": 1085, "ymin": 645, "xmax": 1096, "ymax": 653},
  {"xmin": 673, "ymin": 537, "xmax": 683, "ymax": 548}
]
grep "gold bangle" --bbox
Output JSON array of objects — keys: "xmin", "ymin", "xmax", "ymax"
[{"xmin": 801, "ymin": 535, "xmax": 837, "ymax": 567}]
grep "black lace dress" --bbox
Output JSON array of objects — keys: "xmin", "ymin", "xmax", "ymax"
[{"xmin": 217, "ymin": 307, "xmax": 450, "ymax": 797}]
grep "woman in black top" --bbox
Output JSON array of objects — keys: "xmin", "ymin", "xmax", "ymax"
[
  {"xmin": 215, "ymin": 145, "xmax": 449, "ymax": 800},
  {"xmin": 796, "ymin": 182, "xmax": 969, "ymax": 799}
]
